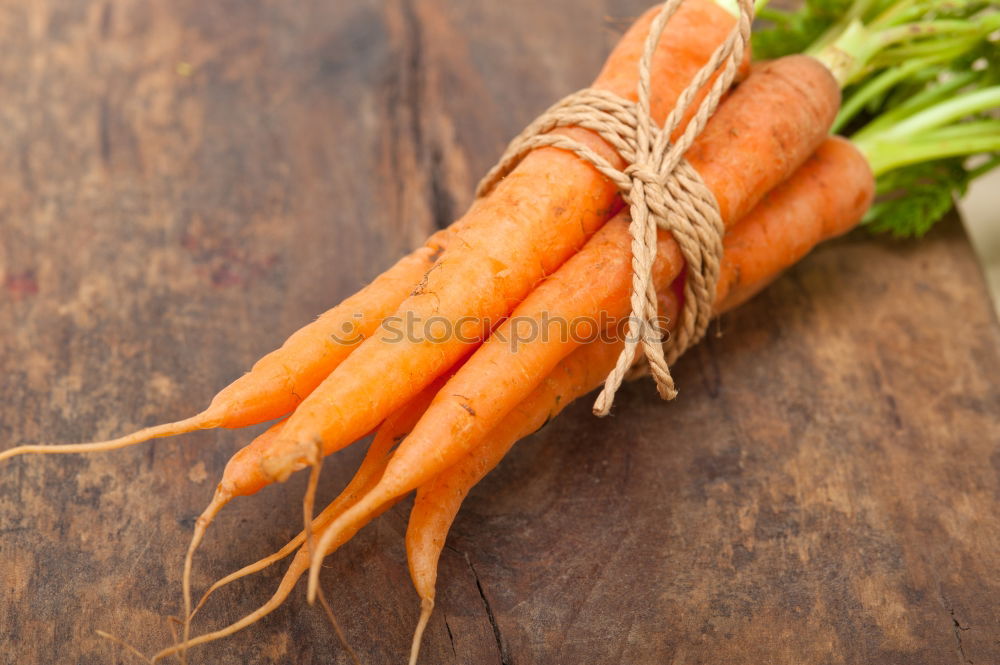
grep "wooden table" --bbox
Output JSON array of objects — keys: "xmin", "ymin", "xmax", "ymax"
[{"xmin": 2, "ymin": 1, "xmax": 998, "ymax": 663}]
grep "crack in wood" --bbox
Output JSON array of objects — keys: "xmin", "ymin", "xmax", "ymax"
[
  {"xmin": 444, "ymin": 614, "xmax": 457, "ymax": 657},
  {"xmin": 429, "ymin": 143, "xmax": 455, "ymax": 229},
  {"xmin": 399, "ymin": 0, "xmax": 454, "ymax": 231},
  {"xmin": 950, "ymin": 607, "xmax": 973, "ymax": 664},
  {"xmin": 399, "ymin": 0, "xmax": 424, "ymax": 155},
  {"xmin": 465, "ymin": 552, "xmax": 508, "ymax": 665}
]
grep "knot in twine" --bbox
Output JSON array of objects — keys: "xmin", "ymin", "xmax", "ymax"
[{"xmin": 476, "ymin": 0, "xmax": 754, "ymax": 415}]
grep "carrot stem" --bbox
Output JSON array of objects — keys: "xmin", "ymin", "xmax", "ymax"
[
  {"xmin": 915, "ymin": 120, "xmax": 1000, "ymax": 142},
  {"xmin": 852, "ymin": 81, "xmax": 1000, "ymax": 176},
  {"xmin": 833, "ymin": 59, "xmax": 928, "ymax": 133},
  {"xmin": 875, "ymin": 32, "xmax": 990, "ymax": 62},
  {"xmin": 860, "ymin": 133, "xmax": 1000, "ymax": 176},
  {"xmin": 810, "ymin": 4, "xmax": 999, "ymax": 87},
  {"xmin": 868, "ymin": 0, "xmax": 919, "ymax": 30},
  {"xmin": 870, "ymin": 86, "xmax": 1000, "ymax": 140},
  {"xmin": 805, "ymin": 0, "xmax": 877, "ymax": 56},
  {"xmin": 851, "ymin": 70, "xmax": 980, "ymax": 140}
]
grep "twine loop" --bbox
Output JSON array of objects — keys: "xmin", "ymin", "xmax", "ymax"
[{"xmin": 476, "ymin": 0, "xmax": 754, "ymax": 414}]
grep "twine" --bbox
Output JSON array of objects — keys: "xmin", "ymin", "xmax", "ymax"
[{"xmin": 476, "ymin": 0, "xmax": 754, "ymax": 415}]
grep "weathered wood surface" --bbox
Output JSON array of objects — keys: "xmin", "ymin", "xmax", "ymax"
[{"xmin": 1, "ymin": 0, "xmax": 998, "ymax": 663}]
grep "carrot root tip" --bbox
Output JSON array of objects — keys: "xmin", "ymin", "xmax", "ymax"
[
  {"xmin": 408, "ymin": 597, "xmax": 435, "ymax": 665},
  {"xmin": 95, "ymin": 630, "xmax": 154, "ymax": 665},
  {"xmin": 0, "ymin": 412, "xmax": 217, "ymax": 463},
  {"xmin": 180, "ymin": 489, "xmax": 230, "ymax": 662},
  {"xmin": 316, "ymin": 582, "xmax": 362, "ymax": 665}
]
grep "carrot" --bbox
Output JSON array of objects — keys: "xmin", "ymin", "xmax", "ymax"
[
  {"xmin": 715, "ymin": 135, "xmax": 875, "ymax": 311},
  {"xmin": 154, "ymin": 494, "xmax": 400, "ymax": 663},
  {"xmin": 179, "ymin": 375, "xmax": 446, "ymax": 651},
  {"xmin": 262, "ymin": 50, "xmax": 835, "ymax": 492},
  {"xmin": 0, "ymin": 230, "xmax": 454, "ymax": 462},
  {"xmin": 168, "ymin": 379, "xmax": 444, "ymax": 662},
  {"xmin": 403, "ymin": 136, "xmax": 874, "ymax": 663},
  {"xmin": 402, "ymin": 339, "xmax": 639, "ymax": 664},
  {"xmin": 257, "ymin": 0, "xmax": 748, "ymax": 485},
  {"xmin": 365, "ymin": 209, "xmax": 682, "ymax": 493},
  {"xmin": 299, "ymin": 53, "xmax": 840, "ymax": 598},
  {"xmin": 175, "ymin": 413, "xmax": 290, "ymax": 656},
  {"xmin": 174, "ymin": 135, "xmax": 872, "ymax": 661}
]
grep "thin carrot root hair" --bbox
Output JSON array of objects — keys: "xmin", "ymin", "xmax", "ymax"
[
  {"xmin": 408, "ymin": 597, "xmax": 435, "ymax": 665},
  {"xmin": 157, "ymin": 495, "xmax": 400, "ymax": 661},
  {"xmin": 166, "ymin": 616, "xmax": 186, "ymax": 665},
  {"xmin": 0, "ymin": 413, "xmax": 218, "ymax": 462},
  {"xmin": 95, "ymin": 630, "xmax": 154, "ymax": 665},
  {"xmin": 154, "ymin": 551, "xmax": 310, "ymax": 663},
  {"xmin": 316, "ymin": 580, "xmax": 362, "ymax": 665},
  {"xmin": 189, "ymin": 477, "xmax": 350, "ymax": 620},
  {"xmin": 303, "ymin": 438, "xmax": 325, "ymax": 558},
  {"xmin": 185, "ymin": 397, "xmax": 423, "ymax": 630},
  {"xmin": 191, "ymin": 532, "xmax": 304, "ymax": 619},
  {"xmin": 307, "ymin": 490, "xmax": 388, "ymax": 603},
  {"xmin": 181, "ymin": 488, "xmax": 231, "ymax": 662}
]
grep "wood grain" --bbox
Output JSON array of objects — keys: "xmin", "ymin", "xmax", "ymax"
[{"xmin": 1, "ymin": 1, "xmax": 998, "ymax": 663}]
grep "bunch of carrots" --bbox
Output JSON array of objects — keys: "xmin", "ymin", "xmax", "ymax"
[{"xmin": 4, "ymin": 0, "xmax": 998, "ymax": 661}]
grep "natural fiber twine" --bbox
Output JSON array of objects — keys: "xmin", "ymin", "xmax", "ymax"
[{"xmin": 476, "ymin": 0, "xmax": 754, "ymax": 415}]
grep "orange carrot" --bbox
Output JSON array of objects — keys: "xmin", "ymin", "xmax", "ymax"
[
  {"xmin": 368, "ymin": 210, "xmax": 682, "ymax": 494},
  {"xmin": 715, "ymin": 136, "xmax": 874, "ymax": 311},
  {"xmin": 0, "ymin": 230, "xmax": 454, "ymax": 462},
  {"xmin": 155, "ymin": 495, "xmax": 400, "ymax": 663},
  {"xmin": 300, "ymin": 55, "xmax": 841, "ymax": 596},
  {"xmin": 174, "ymin": 134, "xmax": 872, "ymax": 661},
  {"xmin": 179, "ymin": 375, "xmax": 446, "ymax": 645},
  {"xmin": 171, "ymin": 378, "xmax": 445, "ymax": 662},
  {"xmin": 396, "ymin": 56, "xmax": 848, "ymax": 480},
  {"xmin": 258, "ymin": 0, "xmax": 748, "ymax": 484},
  {"xmin": 402, "ymin": 338, "xmax": 638, "ymax": 665},
  {"xmin": 262, "ymin": 51, "xmax": 836, "ymax": 488},
  {"xmin": 403, "ymin": 136, "xmax": 874, "ymax": 663}
]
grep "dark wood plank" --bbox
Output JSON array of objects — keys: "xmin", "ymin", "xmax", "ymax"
[{"xmin": 1, "ymin": 1, "xmax": 998, "ymax": 663}]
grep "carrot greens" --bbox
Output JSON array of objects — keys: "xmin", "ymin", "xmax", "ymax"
[{"xmin": 756, "ymin": 0, "xmax": 1000, "ymax": 236}]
